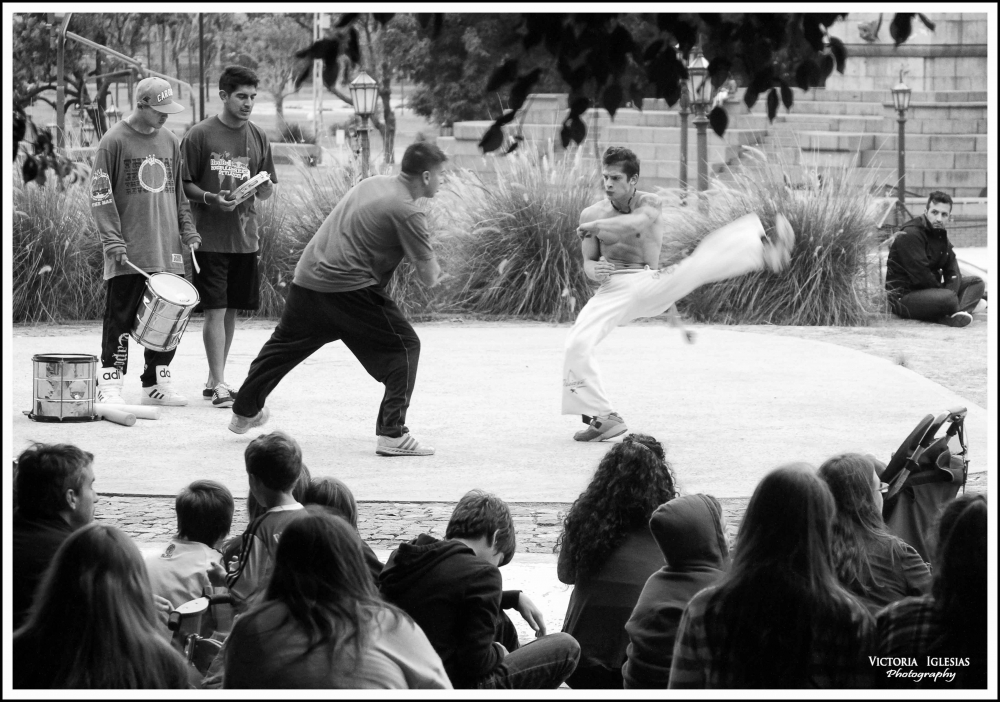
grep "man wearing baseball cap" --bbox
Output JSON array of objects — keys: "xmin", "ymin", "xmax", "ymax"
[{"xmin": 91, "ymin": 75, "xmax": 202, "ymax": 407}]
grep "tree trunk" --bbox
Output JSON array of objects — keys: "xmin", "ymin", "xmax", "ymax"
[{"xmin": 379, "ymin": 86, "xmax": 395, "ymax": 164}]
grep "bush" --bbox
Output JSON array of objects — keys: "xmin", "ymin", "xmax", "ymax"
[
  {"xmin": 13, "ymin": 172, "xmax": 106, "ymax": 322},
  {"xmin": 661, "ymin": 158, "xmax": 886, "ymax": 326},
  {"xmin": 417, "ymin": 148, "xmax": 599, "ymax": 322},
  {"xmin": 277, "ymin": 121, "xmax": 316, "ymax": 145}
]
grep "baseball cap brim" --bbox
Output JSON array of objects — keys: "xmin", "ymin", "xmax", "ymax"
[{"xmin": 148, "ymin": 101, "xmax": 185, "ymax": 114}]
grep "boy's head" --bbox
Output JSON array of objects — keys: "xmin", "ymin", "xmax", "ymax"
[
  {"xmin": 244, "ymin": 431, "xmax": 302, "ymax": 497},
  {"xmin": 176, "ymin": 480, "xmax": 234, "ymax": 548},
  {"xmin": 445, "ymin": 489, "xmax": 516, "ymax": 566}
]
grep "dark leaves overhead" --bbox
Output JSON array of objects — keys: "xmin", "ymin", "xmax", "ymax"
[
  {"xmin": 509, "ymin": 68, "xmax": 542, "ymax": 112},
  {"xmin": 802, "ymin": 15, "xmax": 826, "ymax": 52},
  {"xmin": 707, "ymin": 56, "xmax": 732, "ymax": 88},
  {"xmin": 335, "ymin": 14, "xmax": 359, "ymax": 28},
  {"xmin": 478, "ymin": 122, "xmax": 504, "ymax": 153},
  {"xmin": 657, "ymin": 14, "xmax": 698, "ymax": 54},
  {"xmin": 889, "ymin": 13, "xmax": 913, "ymax": 46},
  {"xmin": 560, "ymin": 115, "xmax": 587, "ymax": 149},
  {"xmin": 766, "ymin": 87, "xmax": 779, "ymax": 122},
  {"xmin": 708, "ymin": 106, "xmax": 728, "ymax": 137},
  {"xmin": 916, "ymin": 13, "xmax": 936, "ymax": 31},
  {"xmin": 630, "ymin": 82, "xmax": 645, "ymax": 112},
  {"xmin": 602, "ymin": 82, "xmax": 624, "ymax": 119},
  {"xmin": 828, "ymin": 36, "xmax": 847, "ymax": 74},
  {"xmin": 347, "ymin": 28, "xmax": 361, "ymax": 64},
  {"xmin": 416, "ymin": 14, "xmax": 445, "ymax": 38},
  {"xmin": 486, "ymin": 59, "xmax": 519, "ymax": 92},
  {"xmin": 795, "ymin": 59, "xmax": 822, "ymax": 92},
  {"xmin": 779, "ymin": 80, "xmax": 793, "ymax": 110},
  {"xmin": 372, "ymin": 13, "xmax": 395, "ymax": 26},
  {"xmin": 569, "ymin": 96, "xmax": 592, "ymax": 118}
]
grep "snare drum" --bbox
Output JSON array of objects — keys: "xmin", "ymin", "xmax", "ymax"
[
  {"xmin": 131, "ymin": 273, "xmax": 200, "ymax": 352},
  {"xmin": 29, "ymin": 353, "xmax": 99, "ymax": 422}
]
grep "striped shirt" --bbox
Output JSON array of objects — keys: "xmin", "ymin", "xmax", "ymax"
[{"xmin": 668, "ymin": 586, "xmax": 876, "ymax": 688}]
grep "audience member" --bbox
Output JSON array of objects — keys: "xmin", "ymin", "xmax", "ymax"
[
  {"xmin": 669, "ymin": 463, "xmax": 875, "ymax": 688},
  {"xmin": 622, "ymin": 494, "xmax": 730, "ymax": 689},
  {"xmin": 379, "ymin": 489, "xmax": 580, "ymax": 689},
  {"xmin": 305, "ymin": 476, "xmax": 384, "ymax": 583},
  {"xmin": 818, "ymin": 453, "xmax": 931, "ymax": 614},
  {"xmin": 876, "ymin": 494, "xmax": 987, "ymax": 689},
  {"xmin": 13, "ymin": 523, "xmax": 192, "ymax": 689},
  {"xmin": 13, "ymin": 442, "xmax": 98, "ymax": 630},
  {"xmin": 224, "ymin": 508, "xmax": 450, "ymax": 688},
  {"xmin": 555, "ymin": 434, "xmax": 676, "ymax": 688},
  {"xmin": 145, "ymin": 480, "xmax": 233, "ymax": 625},
  {"xmin": 885, "ymin": 191, "xmax": 985, "ymax": 327},
  {"xmin": 226, "ymin": 431, "xmax": 305, "ymax": 613}
]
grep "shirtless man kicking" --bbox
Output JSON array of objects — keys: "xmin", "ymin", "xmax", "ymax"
[{"xmin": 562, "ymin": 146, "xmax": 794, "ymax": 441}]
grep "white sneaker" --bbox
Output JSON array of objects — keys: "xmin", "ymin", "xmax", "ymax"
[
  {"xmin": 376, "ymin": 433, "xmax": 435, "ymax": 456},
  {"xmin": 140, "ymin": 366, "xmax": 188, "ymax": 406},
  {"xmin": 96, "ymin": 367, "xmax": 126, "ymax": 404}
]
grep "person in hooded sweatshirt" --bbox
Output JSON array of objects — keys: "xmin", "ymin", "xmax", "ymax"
[
  {"xmin": 621, "ymin": 494, "xmax": 731, "ymax": 689},
  {"xmin": 885, "ymin": 191, "xmax": 985, "ymax": 327},
  {"xmin": 555, "ymin": 433, "xmax": 677, "ymax": 688},
  {"xmin": 379, "ymin": 489, "xmax": 580, "ymax": 689}
]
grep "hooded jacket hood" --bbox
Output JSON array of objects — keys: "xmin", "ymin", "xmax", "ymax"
[
  {"xmin": 378, "ymin": 533, "xmax": 474, "ymax": 596},
  {"xmin": 649, "ymin": 493, "xmax": 729, "ymax": 571}
]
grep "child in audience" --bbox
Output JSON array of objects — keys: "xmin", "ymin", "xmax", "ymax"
[
  {"xmin": 145, "ymin": 480, "xmax": 234, "ymax": 609},
  {"xmin": 555, "ymin": 433, "xmax": 677, "ymax": 688},
  {"xmin": 818, "ymin": 453, "xmax": 931, "ymax": 613},
  {"xmin": 669, "ymin": 463, "xmax": 875, "ymax": 688},
  {"xmin": 305, "ymin": 476, "xmax": 383, "ymax": 583},
  {"xmin": 224, "ymin": 508, "xmax": 451, "ymax": 688},
  {"xmin": 13, "ymin": 523, "xmax": 192, "ymax": 689},
  {"xmin": 226, "ymin": 431, "xmax": 305, "ymax": 613},
  {"xmin": 622, "ymin": 494, "xmax": 730, "ymax": 689},
  {"xmin": 876, "ymin": 494, "xmax": 987, "ymax": 688}
]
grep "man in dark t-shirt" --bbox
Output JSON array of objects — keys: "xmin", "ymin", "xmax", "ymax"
[
  {"xmin": 181, "ymin": 66, "xmax": 277, "ymax": 409},
  {"xmin": 228, "ymin": 142, "xmax": 448, "ymax": 456}
]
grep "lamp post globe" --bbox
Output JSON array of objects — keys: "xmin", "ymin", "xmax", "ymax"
[
  {"xmin": 350, "ymin": 71, "xmax": 379, "ymax": 178},
  {"xmin": 687, "ymin": 44, "xmax": 711, "ymax": 207},
  {"xmin": 890, "ymin": 72, "xmax": 912, "ymax": 215}
]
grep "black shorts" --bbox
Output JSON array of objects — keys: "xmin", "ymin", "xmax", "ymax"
[{"xmin": 192, "ymin": 251, "xmax": 260, "ymax": 311}]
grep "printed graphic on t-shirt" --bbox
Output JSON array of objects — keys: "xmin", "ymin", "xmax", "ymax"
[
  {"xmin": 91, "ymin": 168, "xmax": 113, "ymax": 207},
  {"xmin": 211, "ymin": 151, "xmax": 251, "ymax": 187},
  {"xmin": 123, "ymin": 155, "xmax": 175, "ymax": 195}
]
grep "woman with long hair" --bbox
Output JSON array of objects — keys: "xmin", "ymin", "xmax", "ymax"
[
  {"xmin": 669, "ymin": 463, "xmax": 875, "ymax": 688},
  {"xmin": 13, "ymin": 523, "xmax": 192, "ymax": 689},
  {"xmin": 818, "ymin": 453, "xmax": 930, "ymax": 613},
  {"xmin": 223, "ymin": 507, "xmax": 451, "ymax": 688},
  {"xmin": 304, "ymin": 476, "xmax": 384, "ymax": 584},
  {"xmin": 555, "ymin": 433, "xmax": 678, "ymax": 688},
  {"xmin": 876, "ymin": 493, "xmax": 987, "ymax": 688}
]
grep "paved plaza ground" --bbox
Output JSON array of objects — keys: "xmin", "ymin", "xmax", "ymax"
[{"xmin": 9, "ymin": 309, "xmax": 991, "ymax": 636}]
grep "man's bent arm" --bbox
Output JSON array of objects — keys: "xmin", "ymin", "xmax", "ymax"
[
  {"xmin": 413, "ymin": 255, "xmax": 444, "ymax": 287},
  {"xmin": 579, "ymin": 198, "xmax": 662, "ymax": 237}
]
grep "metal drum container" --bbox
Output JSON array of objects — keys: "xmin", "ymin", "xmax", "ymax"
[
  {"xmin": 131, "ymin": 273, "xmax": 200, "ymax": 352},
  {"xmin": 30, "ymin": 354, "xmax": 99, "ymax": 422}
]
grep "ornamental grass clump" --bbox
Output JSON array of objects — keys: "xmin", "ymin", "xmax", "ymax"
[
  {"xmin": 433, "ymin": 148, "xmax": 599, "ymax": 321},
  {"xmin": 665, "ymin": 158, "xmax": 885, "ymax": 326},
  {"xmin": 13, "ymin": 173, "xmax": 105, "ymax": 323}
]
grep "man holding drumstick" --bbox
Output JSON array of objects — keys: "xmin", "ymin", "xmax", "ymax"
[
  {"xmin": 563, "ymin": 146, "xmax": 795, "ymax": 441},
  {"xmin": 181, "ymin": 66, "xmax": 277, "ymax": 409},
  {"xmin": 91, "ymin": 76, "xmax": 201, "ymax": 407}
]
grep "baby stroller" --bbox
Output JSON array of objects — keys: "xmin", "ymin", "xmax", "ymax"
[{"xmin": 880, "ymin": 406, "xmax": 970, "ymax": 562}]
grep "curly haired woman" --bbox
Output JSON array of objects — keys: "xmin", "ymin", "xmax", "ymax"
[{"xmin": 555, "ymin": 433, "xmax": 678, "ymax": 688}]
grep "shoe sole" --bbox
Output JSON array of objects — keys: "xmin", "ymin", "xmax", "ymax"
[
  {"xmin": 574, "ymin": 423, "xmax": 628, "ymax": 442},
  {"xmin": 228, "ymin": 407, "xmax": 270, "ymax": 435},
  {"xmin": 141, "ymin": 396, "xmax": 188, "ymax": 407},
  {"xmin": 213, "ymin": 397, "xmax": 235, "ymax": 408},
  {"xmin": 376, "ymin": 447, "xmax": 435, "ymax": 456}
]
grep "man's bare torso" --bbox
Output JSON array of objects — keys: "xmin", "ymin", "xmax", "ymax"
[{"xmin": 580, "ymin": 190, "xmax": 665, "ymax": 269}]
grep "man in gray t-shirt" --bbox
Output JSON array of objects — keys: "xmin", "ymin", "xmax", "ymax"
[{"xmin": 229, "ymin": 142, "xmax": 448, "ymax": 457}]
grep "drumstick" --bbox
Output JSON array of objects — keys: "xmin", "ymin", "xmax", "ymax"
[
  {"xmin": 95, "ymin": 405, "xmax": 136, "ymax": 427},
  {"xmin": 125, "ymin": 260, "xmax": 151, "ymax": 279},
  {"xmin": 191, "ymin": 247, "xmax": 201, "ymax": 274},
  {"xmin": 96, "ymin": 403, "xmax": 161, "ymax": 420}
]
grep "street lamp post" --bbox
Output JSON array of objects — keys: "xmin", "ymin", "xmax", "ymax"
[
  {"xmin": 686, "ymin": 44, "xmax": 711, "ymax": 209},
  {"xmin": 349, "ymin": 71, "xmax": 379, "ymax": 179},
  {"xmin": 890, "ymin": 70, "xmax": 912, "ymax": 223},
  {"xmin": 679, "ymin": 77, "xmax": 690, "ymax": 193}
]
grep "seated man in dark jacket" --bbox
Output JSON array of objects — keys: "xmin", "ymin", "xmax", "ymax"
[
  {"xmin": 379, "ymin": 489, "xmax": 580, "ymax": 689},
  {"xmin": 13, "ymin": 442, "xmax": 99, "ymax": 629},
  {"xmin": 885, "ymin": 191, "xmax": 985, "ymax": 327}
]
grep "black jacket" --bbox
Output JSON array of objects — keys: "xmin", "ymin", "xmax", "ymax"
[
  {"xmin": 12, "ymin": 513, "xmax": 75, "ymax": 630},
  {"xmin": 378, "ymin": 534, "xmax": 518, "ymax": 688},
  {"xmin": 885, "ymin": 216, "xmax": 961, "ymax": 297}
]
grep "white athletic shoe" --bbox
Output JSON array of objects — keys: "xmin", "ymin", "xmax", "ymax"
[
  {"xmin": 96, "ymin": 367, "xmax": 126, "ymax": 404},
  {"xmin": 140, "ymin": 366, "xmax": 188, "ymax": 406},
  {"xmin": 376, "ymin": 433, "xmax": 435, "ymax": 456}
]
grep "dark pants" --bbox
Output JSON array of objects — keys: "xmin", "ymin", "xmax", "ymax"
[
  {"xmin": 566, "ymin": 663, "xmax": 624, "ymax": 689},
  {"xmin": 890, "ymin": 275, "xmax": 985, "ymax": 323},
  {"xmin": 102, "ymin": 274, "xmax": 176, "ymax": 386},
  {"xmin": 478, "ymin": 632, "xmax": 581, "ymax": 690},
  {"xmin": 232, "ymin": 283, "xmax": 420, "ymax": 438}
]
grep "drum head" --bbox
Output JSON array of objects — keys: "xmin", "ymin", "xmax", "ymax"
[
  {"xmin": 149, "ymin": 273, "xmax": 199, "ymax": 305},
  {"xmin": 32, "ymin": 353, "xmax": 98, "ymax": 363}
]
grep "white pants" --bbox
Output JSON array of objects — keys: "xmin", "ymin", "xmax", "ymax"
[{"xmin": 562, "ymin": 214, "xmax": 770, "ymax": 416}]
